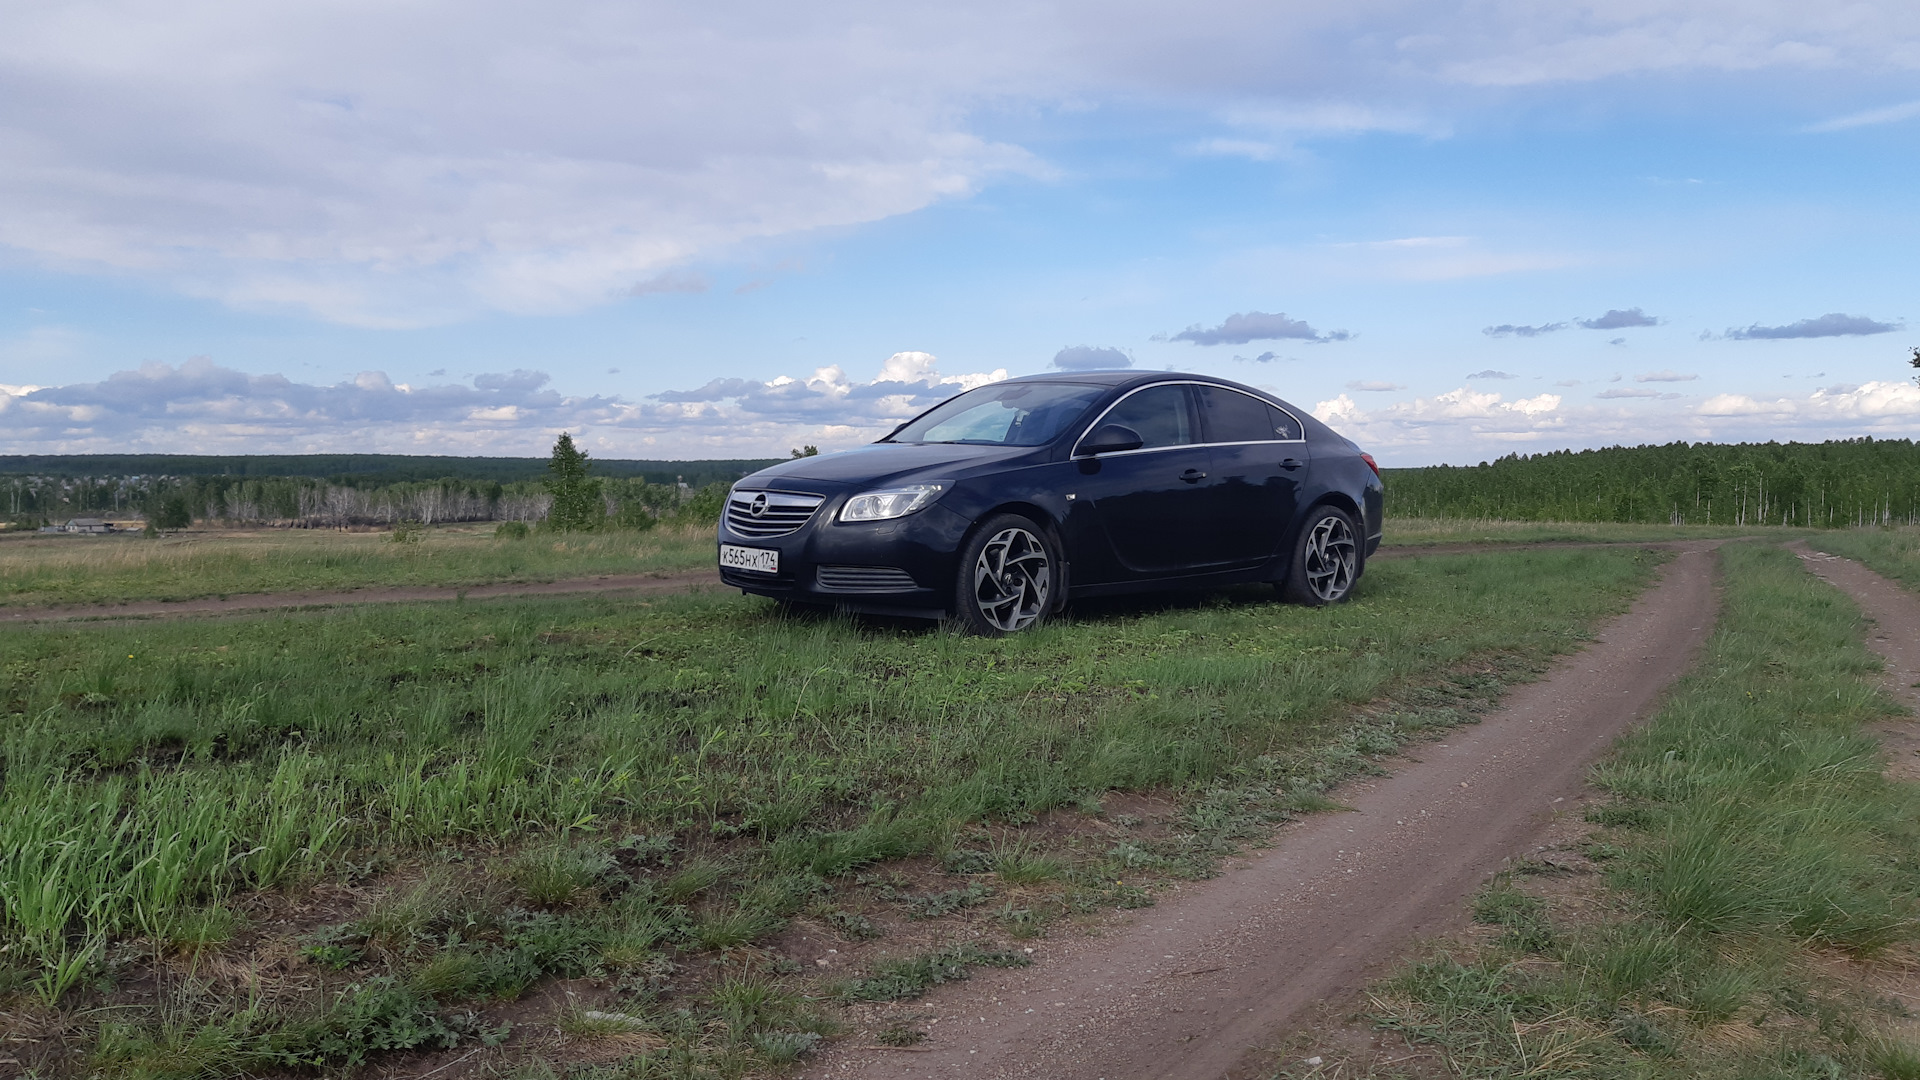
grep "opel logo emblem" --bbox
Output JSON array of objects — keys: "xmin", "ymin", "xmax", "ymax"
[{"xmin": 749, "ymin": 493, "xmax": 769, "ymax": 517}]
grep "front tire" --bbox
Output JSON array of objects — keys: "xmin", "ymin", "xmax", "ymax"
[
  {"xmin": 952, "ymin": 514, "xmax": 1055, "ymax": 636},
  {"xmin": 1279, "ymin": 506, "xmax": 1360, "ymax": 606}
]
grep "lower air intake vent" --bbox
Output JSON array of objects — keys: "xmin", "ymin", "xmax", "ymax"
[{"xmin": 817, "ymin": 565, "xmax": 917, "ymax": 592}]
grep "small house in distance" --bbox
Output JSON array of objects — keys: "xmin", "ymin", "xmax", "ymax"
[{"xmin": 39, "ymin": 518, "xmax": 119, "ymax": 534}]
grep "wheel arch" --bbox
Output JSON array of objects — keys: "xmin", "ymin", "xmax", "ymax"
[
  {"xmin": 1281, "ymin": 491, "xmax": 1367, "ymax": 578},
  {"xmin": 964, "ymin": 500, "xmax": 1071, "ymax": 612},
  {"xmin": 1308, "ymin": 490, "xmax": 1363, "ymax": 524}
]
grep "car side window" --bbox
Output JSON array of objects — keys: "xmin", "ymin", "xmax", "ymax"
[
  {"xmin": 1199, "ymin": 385, "xmax": 1279, "ymax": 443},
  {"xmin": 1099, "ymin": 384, "xmax": 1197, "ymax": 449},
  {"xmin": 1266, "ymin": 403, "xmax": 1302, "ymax": 440},
  {"xmin": 1197, "ymin": 385, "xmax": 1302, "ymax": 442}
]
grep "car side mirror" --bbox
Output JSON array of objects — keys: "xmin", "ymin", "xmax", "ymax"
[{"xmin": 1079, "ymin": 423, "xmax": 1145, "ymax": 455}]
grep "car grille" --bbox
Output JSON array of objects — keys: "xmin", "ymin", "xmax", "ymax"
[
  {"xmin": 817, "ymin": 565, "xmax": 918, "ymax": 592},
  {"xmin": 725, "ymin": 491, "xmax": 825, "ymax": 538}
]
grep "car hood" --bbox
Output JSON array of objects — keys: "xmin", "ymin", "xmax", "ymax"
[{"xmin": 742, "ymin": 442, "xmax": 1037, "ymax": 490}]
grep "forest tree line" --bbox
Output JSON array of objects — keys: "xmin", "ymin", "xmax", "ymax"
[
  {"xmin": 0, "ymin": 453, "xmax": 779, "ymax": 485},
  {"xmin": 12, "ymin": 438, "xmax": 1919, "ymax": 531},
  {"xmin": 1382, "ymin": 438, "xmax": 1920, "ymax": 527},
  {"xmin": 1, "ymin": 472, "xmax": 729, "ymax": 530}
]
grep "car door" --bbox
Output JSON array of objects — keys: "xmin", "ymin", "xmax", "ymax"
[
  {"xmin": 1073, "ymin": 383, "xmax": 1218, "ymax": 578},
  {"xmin": 1194, "ymin": 384, "xmax": 1306, "ymax": 567}
]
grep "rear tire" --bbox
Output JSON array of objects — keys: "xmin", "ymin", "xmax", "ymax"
[
  {"xmin": 1279, "ymin": 506, "xmax": 1360, "ymax": 606},
  {"xmin": 951, "ymin": 514, "xmax": 1056, "ymax": 636}
]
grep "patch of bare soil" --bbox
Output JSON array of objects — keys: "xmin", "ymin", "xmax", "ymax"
[
  {"xmin": 1790, "ymin": 547, "xmax": 1920, "ymax": 1044},
  {"xmin": 1249, "ymin": 788, "xmax": 1632, "ymax": 1079},
  {"xmin": 1794, "ymin": 544, "xmax": 1920, "ymax": 783},
  {"xmin": 1, "ymin": 569, "xmax": 723, "ymax": 624},
  {"xmin": 801, "ymin": 544, "xmax": 1724, "ymax": 1080}
]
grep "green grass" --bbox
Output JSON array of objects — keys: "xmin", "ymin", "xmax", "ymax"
[
  {"xmin": 1814, "ymin": 525, "xmax": 1920, "ymax": 593},
  {"xmin": 1356, "ymin": 542, "xmax": 1920, "ymax": 1079},
  {"xmin": 0, "ymin": 546, "xmax": 1663, "ymax": 1076},
  {"xmin": 0, "ymin": 521, "xmax": 715, "ymax": 608},
  {"xmin": 832, "ymin": 943, "xmax": 1031, "ymax": 1002},
  {"xmin": 1383, "ymin": 516, "xmax": 1791, "ymax": 548}
]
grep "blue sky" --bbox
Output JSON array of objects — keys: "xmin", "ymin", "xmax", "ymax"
[{"xmin": 1, "ymin": 0, "xmax": 1917, "ymax": 465}]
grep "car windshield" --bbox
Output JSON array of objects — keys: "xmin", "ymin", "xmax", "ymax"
[{"xmin": 885, "ymin": 382, "xmax": 1107, "ymax": 446}]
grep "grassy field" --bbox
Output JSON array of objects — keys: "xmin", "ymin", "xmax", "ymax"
[
  {"xmin": 0, "ymin": 546, "xmax": 1661, "ymax": 1078},
  {"xmin": 0, "ymin": 524, "xmax": 716, "ymax": 608},
  {"xmin": 0, "ymin": 516, "xmax": 1782, "ymax": 611},
  {"xmin": 1814, "ymin": 525, "xmax": 1920, "ymax": 594},
  {"xmin": 1382, "ymin": 517, "xmax": 1791, "ymax": 547},
  {"xmin": 1328, "ymin": 543, "xmax": 1920, "ymax": 1079}
]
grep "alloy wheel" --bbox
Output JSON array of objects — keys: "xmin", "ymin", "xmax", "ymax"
[
  {"xmin": 971, "ymin": 526, "xmax": 1051, "ymax": 632},
  {"xmin": 1302, "ymin": 514, "xmax": 1357, "ymax": 602}
]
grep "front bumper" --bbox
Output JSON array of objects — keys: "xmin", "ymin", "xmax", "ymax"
[{"xmin": 717, "ymin": 497, "xmax": 972, "ymax": 616}]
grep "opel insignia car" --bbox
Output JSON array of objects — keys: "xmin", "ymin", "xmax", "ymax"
[{"xmin": 716, "ymin": 371, "xmax": 1384, "ymax": 635}]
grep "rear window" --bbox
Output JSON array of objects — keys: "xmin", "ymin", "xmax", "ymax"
[
  {"xmin": 1197, "ymin": 384, "xmax": 1302, "ymax": 442},
  {"xmin": 887, "ymin": 382, "xmax": 1107, "ymax": 446}
]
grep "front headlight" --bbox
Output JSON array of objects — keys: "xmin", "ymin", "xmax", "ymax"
[{"xmin": 839, "ymin": 483, "xmax": 945, "ymax": 522}]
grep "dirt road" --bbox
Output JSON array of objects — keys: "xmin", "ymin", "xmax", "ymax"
[
  {"xmin": 1794, "ymin": 544, "xmax": 1920, "ymax": 781},
  {"xmin": 804, "ymin": 543, "xmax": 1723, "ymax": 1080}
]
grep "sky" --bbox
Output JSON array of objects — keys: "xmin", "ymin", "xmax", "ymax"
[{"xmin": 1, "ymin": 0, "xmax": 1918, "ymax": 466}]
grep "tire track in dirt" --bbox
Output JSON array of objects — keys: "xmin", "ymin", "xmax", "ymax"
[
  {"xmin": 804, "ymin": 542, "xmax": 1723, "ymax": 1080},
  {"xmin": 1792, "ymin": 544, "xmax": 1920, "ymax": 782}
]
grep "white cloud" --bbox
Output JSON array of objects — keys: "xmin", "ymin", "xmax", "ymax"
[
  {"xmin": 1436, "ymin": 4, "xmax": 1918, "ymax": 87},
  {"xmin": 1805, "ymin": 99, "xmax": 1920, "ymax": 132},
  {"xmin": 1700, "ymin": 380, "xmax": 1920, "ymax": 420},
  {"xmin": 1308, "ymin": 377, "xmax": 1920, "ymax": 464},
  {"xmin": 1219, "ymin": 102, "xmax": 1444, "ymax": 138},
  {"xmin": 0, "ymin": 352, "xmax": 1007, "ymax": 456},
  {"xmin": 1697, "ymin": 392, "xmax": 1795, "ymax": 416},
  {"xmin": 1052, "ymin": 345, "xmax": 1132, "ymax": 370},
  {"xmin": 1314, "ymin": 387, "xmax": 1564, "ymax": 448},
  {"xmin": 1187, "ymin": 138, "xmax": 1287, "ymax": 161},
  {"xmin": 1171, "ymin": 311, "xmax": 1350, "ymax": 345},
  {"xmin": 5, "ymin": 1, "xmax": 1913, "ymax": 325}
]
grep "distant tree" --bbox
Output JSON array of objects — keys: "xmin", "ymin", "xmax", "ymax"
[
  {"xmin": 1909, "ymin": 345, "xmax": 1919, "ymax": 386},
  {"xmin": 150, "ymin": 494, "xmax": 193, "ymax": 531},
  {"xmin": 544, "ymin": 433, "xmax": 604, "ymax": 532},
  {"xmin": 790, "ymin": 445, "xmax": 820, "ymax": 458},
  {"xmin": 677, "ymin": 482, "xmax": 729, "ymax": 524}
]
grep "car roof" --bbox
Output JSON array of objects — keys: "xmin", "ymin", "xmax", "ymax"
[{"xmin": 998, "ymin": 369, "xmax": 1265, "ymax": 395}]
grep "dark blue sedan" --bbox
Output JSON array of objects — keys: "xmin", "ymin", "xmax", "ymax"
[{"xmin": 716, "ymin": 371, "xmax": 1383, "ymax": 634}]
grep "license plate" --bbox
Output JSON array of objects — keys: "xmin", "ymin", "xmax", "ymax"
[{"xmin": 719, "ymin": 544, "xmax": 778, "ymax": 574}]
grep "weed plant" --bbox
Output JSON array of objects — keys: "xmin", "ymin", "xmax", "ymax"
[
  {"xmin": 0, "ymin": 546, "xmax": 1659, "ymax": 1075},
  {"xmin": 1364, "ymin": 543, "xmax": 1920, "ymax": 1078}
]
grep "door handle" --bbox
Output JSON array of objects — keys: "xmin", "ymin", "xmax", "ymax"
[
  {"xmin": 1180, "ymin": 468, "xmax": 1208, "ymax": 483},
  {"xmin": 1280, "ymin": 458, "xmax": 1304, "ymax": 470}
]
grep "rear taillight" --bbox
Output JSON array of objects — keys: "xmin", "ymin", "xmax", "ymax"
[{"xmin": 1359, "ymin": 451, "xmax": 1380, "ymax": 477}]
